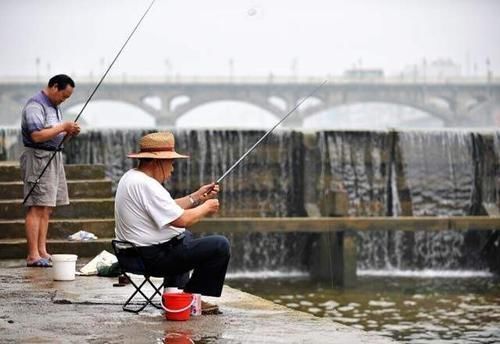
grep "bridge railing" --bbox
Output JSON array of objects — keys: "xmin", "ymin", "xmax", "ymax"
[{"xmin": 0, "ymin": 75, "xmax": 498, "ymax": 85}]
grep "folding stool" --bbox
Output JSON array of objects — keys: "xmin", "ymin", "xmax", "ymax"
[{"xmin": 111, "ymin": 240, "xmax": 165, "ymax": 313}]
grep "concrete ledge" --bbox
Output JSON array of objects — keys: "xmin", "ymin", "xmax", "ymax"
[
  {"xmin": 193, "ymin": 216, "xmax": 500, "ymax": 232},
  {"xmin": 1, "ymin": 216, "xmax": 498, "ymax": 236},
  {"xmin": 0, "ymin": 261, "xmax": 394, "ymax": 343}
]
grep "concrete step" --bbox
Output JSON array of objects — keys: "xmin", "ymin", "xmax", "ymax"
[
  {"xmin": 0, "ymin": 198, "xmax": 278, "ymax": 218},
  {"xmin": 0, "ymin": 180, "xmax": 113, "ymax": 200},
  {"xmin": 0, "ymin": 162, "xmax": 106, "ymax": 182},
  {"xmin": 0, "ymin": 198, "xmax": 115, "ymax": 219},
  {"xmin": 0, "ymin": 162, "xmax": 115, "ymax": 259},
  {"xmin": 0, "ymin": 218, "xmax": 115, "ymax": 240},
  {"xmin": 0, "ymin": 238, "xmax": 113, "ymax": 259}
]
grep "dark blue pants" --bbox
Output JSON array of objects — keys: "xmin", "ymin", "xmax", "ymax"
[{"xmin": 139, "ymin": 231, "xmax": 230, "ymax": 297}]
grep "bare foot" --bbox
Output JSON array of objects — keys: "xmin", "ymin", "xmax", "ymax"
[{"xmin": 40, "ymin": 252, "xmax": 52, "ymax": 261}]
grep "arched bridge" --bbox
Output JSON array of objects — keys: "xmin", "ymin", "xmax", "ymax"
[{"xmin": 1, "ymin": 77, "xmax": 499, "ymax": 127}]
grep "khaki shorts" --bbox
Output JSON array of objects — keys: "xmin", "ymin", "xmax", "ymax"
[{"xmin": 20, "ymin": 148, "xmax": 69, "ymax": 207}]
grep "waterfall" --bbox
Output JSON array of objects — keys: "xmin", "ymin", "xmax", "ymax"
[
  {"xmin": 398, "ymin": 131, "xmax": 475, "ymax": 216},
  {"xmin": 59, "ymin": 129, "xmax": 305, "ymax": 217},
  {"xmin": 397, "ymin": 131, "xmax": 475, "ymax": 269},
  {"xmin": 1, "ymin": 128, "xmax": 498, "ymax": 272},
  {"xmin": 317, "ymin": 131, "xmax": 391, "ymax": 217},
  {"xmin": 170, "ymin": 129, "xmax": 305, "ymax": 217},
  {"xmin": 316, "ymin": 130, "xmax": 497, "ymax": 270},
  {"xmin": 0, "ymin": 128, "xmax": 23, "ymax": 160},
  {"xmin": 64, "ymin": 129, "xmax": 147, "ymax": 189},
  {"xmin": 316, "ymin": 131, "xmax": 395, "ymax": 269}
]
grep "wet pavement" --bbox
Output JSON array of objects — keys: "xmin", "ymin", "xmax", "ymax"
[{"xmin": 0, "ymin": 260, "xmax": 394, "ymax": 343}]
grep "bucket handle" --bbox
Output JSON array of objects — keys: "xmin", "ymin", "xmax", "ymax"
[{"xmin": 161, "ymin": 294, "xmax": 195, "ymax": 313}]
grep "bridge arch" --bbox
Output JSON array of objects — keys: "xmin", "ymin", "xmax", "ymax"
[
  {"xmin": 175, "ymin": 100, "xmax": 280, "ymax": 129},
  {"xmin": 303, "ymin": 102, "xmax": 444, "ymax": 129},
  {"xmin": 170, "ymin": 95, "xmax": 190, "ymax": 112},
  {"xmin": 172, "ymin": 96, "xmax": 285, "ymax": 120},
  {"xmin": 66, "ymin": 100, "xmax": 155, "ymax": 128},
  {"xmin": 301, "ymin": 98, "xmax": 451, "ymax": 126}
]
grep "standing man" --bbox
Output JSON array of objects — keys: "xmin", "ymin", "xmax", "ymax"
[
  {"xmin": 115, "ymin": 131, "xmax": 230, "ymax": 313},
  {"xmin": 21, "ymin": 74, "xmax": 80, "ymax": 267}
]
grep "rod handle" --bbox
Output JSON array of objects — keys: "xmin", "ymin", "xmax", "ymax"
[{"xmin": 202, "ymin": 182, "xmax": 219, "ymax": 198}]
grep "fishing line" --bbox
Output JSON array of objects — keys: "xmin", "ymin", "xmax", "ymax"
[
  {"xmin": 23, "ymin": 0, "xmax": 156, "ymax": 204},
  {"xmin": 214, "ymin": 80, "xmax": 328, "ymax": 186}
]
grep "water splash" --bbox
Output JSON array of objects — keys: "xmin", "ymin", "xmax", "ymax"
[{"xmin": 358, "ymin": 269, "xmax": 494, "ymax": 278}]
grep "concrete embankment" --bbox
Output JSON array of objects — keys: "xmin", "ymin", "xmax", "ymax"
[{"xmin": 0, "ymin": 260, "xmax": 395, "ymax": 343}]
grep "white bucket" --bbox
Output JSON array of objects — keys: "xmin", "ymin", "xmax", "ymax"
[{"xmin": 52, "ymin": 254, "xmax": 78, "ymax": 281}]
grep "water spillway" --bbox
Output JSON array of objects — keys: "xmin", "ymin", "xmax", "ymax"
[{"xmin": 1, "ymin": 128, "xmax": 498, "ymax": 273}]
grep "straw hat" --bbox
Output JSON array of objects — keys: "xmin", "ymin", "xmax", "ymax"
[{"xmin": 127, "ymin": 132, "xmax": 189, "ymax": 159}]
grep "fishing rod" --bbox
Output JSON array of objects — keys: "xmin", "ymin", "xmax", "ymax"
[
  {"xmin": 203, "ymin": 79, "xmax": 327, "ymax": 196},
  {"xmin": 23, "ymin": 0, "xmax": 156, "ymax": 204}
]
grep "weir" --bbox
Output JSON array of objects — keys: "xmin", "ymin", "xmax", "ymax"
[{"xmin": 0, "ymin": 128, "xmax": 499, "ymax": 285}]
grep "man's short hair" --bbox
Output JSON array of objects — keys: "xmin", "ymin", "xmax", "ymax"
[{"xmin": 48, "ymin": 74, "xmax": 75, "ymax": 91}]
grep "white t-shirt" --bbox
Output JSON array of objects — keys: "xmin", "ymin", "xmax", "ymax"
[{"xmin": 114, "ymin": 169, "xmax": 185, "ymax": 246}]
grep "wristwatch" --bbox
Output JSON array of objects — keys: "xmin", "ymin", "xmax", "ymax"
[{"xmin": 188, "ymin": 194, "xmax": 199, "ymax": 207}]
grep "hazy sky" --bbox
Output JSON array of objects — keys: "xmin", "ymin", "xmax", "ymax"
[{"xmin": 1, "ymin": 0, "xmax": 499, "ymax": 78}]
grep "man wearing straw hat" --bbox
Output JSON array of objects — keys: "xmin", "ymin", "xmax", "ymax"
[{"xmin": 114, "ymin": 131, "xmax": 230, "ymax": 314}]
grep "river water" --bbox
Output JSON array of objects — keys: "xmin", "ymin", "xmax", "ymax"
[{"xmin": 226, "ymin": 272, "xmax": 500, "ymax": 343}]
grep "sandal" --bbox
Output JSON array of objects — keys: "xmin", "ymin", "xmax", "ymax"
[
  {"xmin": 41, "ymin": 255, "xmax": 52, "ymax": 263},
  {"xmin": 26, "ymin": 258, "xmax": 52, "ymax": 268}
]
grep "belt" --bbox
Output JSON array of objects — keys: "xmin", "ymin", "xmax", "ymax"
[
  {"xmin": 154, "ymin": 233, "xmax": 186, "ymax": 249},
  {"xmin": 25, "ymin": 144, "xmax": 62, "ymax": 152},
  {"xmin": 167, "ymin": 233, "xmax": 185, "ymax": 245},
  {"xmin": 137, "ymin": 233, "xmax": 186, "ymax": 256}
]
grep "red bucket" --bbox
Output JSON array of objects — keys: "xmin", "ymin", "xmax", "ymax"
[{"xmin": 161, "ymin": 292, "xmax": 194, "ymax": 321}]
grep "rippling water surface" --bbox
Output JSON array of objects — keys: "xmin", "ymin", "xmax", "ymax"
[{"xmin": 226, "ymin": 272, "xmax": 500, "ymax": 343}]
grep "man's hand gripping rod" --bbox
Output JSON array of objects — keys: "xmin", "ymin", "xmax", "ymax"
[{"xmin": 204, "ymin": 80, "xmax": 328, "ymax": 197}]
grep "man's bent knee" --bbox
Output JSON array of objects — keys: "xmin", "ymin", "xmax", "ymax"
[{"xmin": 215, "ymin": 235, "xmax": 230, "ymax": 257}]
